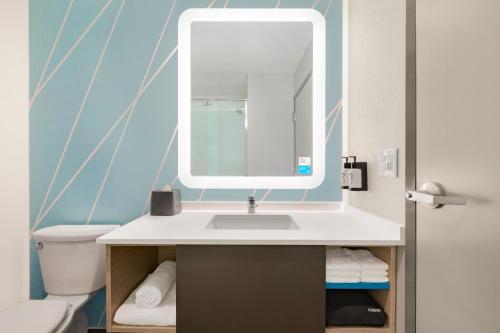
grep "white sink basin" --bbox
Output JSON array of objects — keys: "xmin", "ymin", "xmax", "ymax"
[{"xmin": 206, "ymin": 215, "xmax": 299, "ymax": 230}]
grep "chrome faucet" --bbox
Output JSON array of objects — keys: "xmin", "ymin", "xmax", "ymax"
[{"xmin": 248, "ymin": 196, "xmax": 257, "ymax": 214}]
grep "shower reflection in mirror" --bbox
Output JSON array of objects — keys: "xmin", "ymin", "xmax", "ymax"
[
  {"xmin": 191, "ymin": 99, "xmax": 247, "ymax": 176},
  {"xmin": 190, "ymin": 21, "xmax": 313, "ymax": 177}
]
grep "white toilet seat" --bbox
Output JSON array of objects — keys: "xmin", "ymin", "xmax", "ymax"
[
  {"xmin": 0, "ymin": 300, "xmax": 69, "ymax": 333},
  {"xmin": 0, "ymin": 293, "xmax": 94, "ymax": 333},
  {"xmin": 45, "ymin": 293, "xmax": 91, "ymax": 313},
  {"xmin": 46, "ymin": 293, "xmax": 93, "ymax": 333}
]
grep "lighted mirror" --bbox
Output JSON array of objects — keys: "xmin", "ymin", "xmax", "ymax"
[{"xmin": 178, "ymin": 9, "xmax": 325, "ymax": 189}]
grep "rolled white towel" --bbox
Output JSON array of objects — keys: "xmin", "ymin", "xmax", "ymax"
[
  {"xmin": 361, "ymin": 276, "xmax": 389, "ymax": 283},
  {"xmin": 344, "ymin": 249, "xmax": 389, "ymax": 271},
  {"xmin": 115, "ymin": 282, "xmax": 176, "ymax": 326},
  {"xmin": 326, "ymin": 275, "xmax": 361, "ymax": 283},
  {"xmin": 326, "ymin": 247, "xmax": 361, "ymax": 271},
  {"xmin": 135, "ymin": 261, "xmax": 176, "ymax": 308}
]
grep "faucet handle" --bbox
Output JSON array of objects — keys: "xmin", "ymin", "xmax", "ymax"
[{"xmin": 248, "ymin": 195, "xmax": 257, "ymax": 213}]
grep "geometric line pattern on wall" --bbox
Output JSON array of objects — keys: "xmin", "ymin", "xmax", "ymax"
[
  {"xmin": 30, "ymin": 0, "xmax": 114, "ymax": 109},
  {"xmin": 33, "ymin": 0, "xmax": 75, "ymax": 98},
  {"xmin": 32, "ymin": 0, "xmax": 123, "ymax": 234},
  {"xmin": 87, "ymin": 0, "xmax": 178, "ymax": 224},
  {"xmin": 29, "ymin": 0, "xmax": 342, "ymax": 327}
]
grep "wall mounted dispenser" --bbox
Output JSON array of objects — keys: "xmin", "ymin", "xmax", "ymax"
[
  {"xmin": 341, "ymin": 157, "xmax": 351, "ymax": 189},
  {"xmin": 346, "ymin": 156, "xmax": 368, "ymax": 192}
]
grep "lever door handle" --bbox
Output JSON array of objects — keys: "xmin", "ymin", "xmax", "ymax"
[{"xmin": 405, "ymin": 182, "xmax": 466, "ymax": 208}]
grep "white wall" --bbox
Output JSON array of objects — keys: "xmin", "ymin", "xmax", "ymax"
[
  {"xmin": 192, "ymin": 73, "xmax": 247, "ymax": 99},
  {"xmin": 294, "ymin": 40, "xmax": 312, "ymax": 92},
  {"xmin": 295, "ymin": 40, "xmax": 312, "ymax": 92},
  {"xmin": 293, "ymin": 41, "xmax": 313, "ymax": 173},
  {"xmin": 0, "ymin": 0, "xmax": 30, "ymax": 310},
  {"xmin": 346, "ymin": 1, "xmax": 406, "ymax": 332},
  {"xmin": 294, "ymin": 78, "xmax": 313, "ymax": 171},
  {"xmin": 247, "ymin": 74, "xmax": 295, "ymax": 176}
]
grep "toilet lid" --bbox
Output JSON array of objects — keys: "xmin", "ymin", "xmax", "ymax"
[
  {"xmin": 33, "ymin": 224, "xmax": 120, "ymax": 242},
  {"xmin": 0, "ymin": 300, "xmax": 68, "ymax": 333}
]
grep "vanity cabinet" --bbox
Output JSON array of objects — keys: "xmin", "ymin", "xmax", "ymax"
[
  {"xmin": 176, "ymin": 245, "xmax": 325, "ymax": 333},
  {"xmin": 105, "ymin": 245, "xmax": 396, "ymax": 333}
]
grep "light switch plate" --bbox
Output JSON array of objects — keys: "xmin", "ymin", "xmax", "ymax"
[{"xmin": 379, "ymin": 149, "xmax": 398, "ymax": 178}]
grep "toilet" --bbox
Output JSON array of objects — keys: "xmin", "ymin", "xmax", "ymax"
[{"xmin": 0, "ymin": 224, "xmax": 119, "ymax": 333}]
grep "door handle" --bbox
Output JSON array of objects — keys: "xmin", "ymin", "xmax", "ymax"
[{"xmin": 405, "ymin": 182, "xmax": 467, "ymax": 208}]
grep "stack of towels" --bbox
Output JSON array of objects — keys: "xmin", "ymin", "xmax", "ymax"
[
  {"xmin": 114, "ymin": 261, "xmax": 177, "ymax": 326},
  {"xmin": 326, "ymin": 248, "xmax": 389, "ymax": 283}
]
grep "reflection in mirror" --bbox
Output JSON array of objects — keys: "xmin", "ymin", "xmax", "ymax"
[
  {"xmin": 191, "ymin": 99, "xmax": 247, "ymax": 176},
  {"xmin": 191, "ymin": 21, "xmax": 313, "ymax": 177}
]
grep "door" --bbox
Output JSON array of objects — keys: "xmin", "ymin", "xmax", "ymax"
[{"xmin": 416, "ymin": 0, "xmax": 500, "ymax": 332}]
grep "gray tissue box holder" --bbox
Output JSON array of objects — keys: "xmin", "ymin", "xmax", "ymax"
[{"xmin": 150, "ymin": 190, "xmax": 182, "ymax": 216}]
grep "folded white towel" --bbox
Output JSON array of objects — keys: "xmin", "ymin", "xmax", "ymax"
[
  {"xmin": 361, "ymin": 270, "xmax": 388, "ymax": 277},
  {"xmin": 135, "ymin": 261, "xmax": 176, "ymax": 308},
  {"xmin": 343, "ymin": 248, "xmax": 371, "ymax": 256},
  {"xmin": 325, "ymin": 270, "xmax": 361, "ymax": 278},
  {"xmin": 344, "ymin": 249, "xmax": 389, "ymax": 271},
  {"xmin": 361, "ymin": 276, "xmax": 389, "ymax": 283},
  {"xmin": 115, "ymin": 282, "xmax": 176, "ymax": 326},
  {"xmin": 326, "ymin": 247, "xmax": 361, "ymax": 271},
  {"xmin": 326, "ymin": 275, "xmax": 361, "ymax": 283}
]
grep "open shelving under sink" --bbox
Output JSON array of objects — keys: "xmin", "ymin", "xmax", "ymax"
[
  {"xmin": 106, "ymin": 246, "xmax": 396, "ymax": 333},
  {"xmin": 106, "ymin": 246, "xmax": 177, "ymax": 333},
  {"xmin": 325, "ymin": 247, "xmax": 397, "ymax": 333}
]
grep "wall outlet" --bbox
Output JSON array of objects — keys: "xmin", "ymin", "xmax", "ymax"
[{"xmin": 378, "ymin": 149, "xmax": 398, "ymax": 178}]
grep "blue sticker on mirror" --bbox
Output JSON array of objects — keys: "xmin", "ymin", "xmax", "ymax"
[
  {"xmin": 297, "ymin": 165, "xmax": 312, "ymax": 175},
  {"xmin": 297, "ymin": 157, "xmax": 312, "ymax": 175}
]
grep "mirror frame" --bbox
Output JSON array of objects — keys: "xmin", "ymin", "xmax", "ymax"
[{"xmin": 178, "ymin": 8, "xmax": 326, "ymax": 189}]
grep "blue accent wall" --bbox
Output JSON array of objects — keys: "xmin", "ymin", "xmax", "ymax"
[{"xmin": 29, "ymin": 0, "xmax": 342, "ymax": 327}]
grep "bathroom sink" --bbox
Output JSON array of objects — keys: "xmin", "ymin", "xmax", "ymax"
[{"xmin": 206, "ymin": 215, "xmax": 299, "ymax": 230}]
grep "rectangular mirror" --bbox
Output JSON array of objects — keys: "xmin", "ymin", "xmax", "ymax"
[{"xmin": 178, "ymin": 9, "xmax": 325, "ymax": 189}]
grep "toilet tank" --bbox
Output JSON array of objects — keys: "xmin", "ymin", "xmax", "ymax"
[{"xmin": 33, "ymin": 225, "xmax": 119, "ymax": 295}]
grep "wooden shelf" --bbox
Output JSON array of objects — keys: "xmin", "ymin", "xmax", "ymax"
[
  {"xmin": 106, "ymin": 245, "xmax": 177, "ymax": 333},
  {"xmin": 110, "ymin": 325, "xmax": 390, "ymax": 333},
  {"xmin": 325, "ymin": 325, "xmax": 391, "ymax": 333},
  {"xmin": 325, "ymin": 247, "xmax": 396, "ymax": 333},
  {"xmin": 109, "ymin": 324, "xmax": 176, "ymax": 333}
]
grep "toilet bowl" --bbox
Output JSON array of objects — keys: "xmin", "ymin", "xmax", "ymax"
[{"xmin": 0, "ymin": 224, "xmax": 119, "ymax": 333}]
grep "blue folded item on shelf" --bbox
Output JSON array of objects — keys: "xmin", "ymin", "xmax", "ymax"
[{"xmin": 325, "ymin": 282, "xmax": 390, "ymax": 290}]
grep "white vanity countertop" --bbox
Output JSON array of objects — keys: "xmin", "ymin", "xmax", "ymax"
[{"xmin": 97, "ymin": 203, "xmax": 405, "ymax": 246}]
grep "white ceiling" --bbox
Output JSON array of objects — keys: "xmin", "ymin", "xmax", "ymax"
[{"xmin": 191, "ymin": 21, "xmax": 313, "ymax": 77}]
